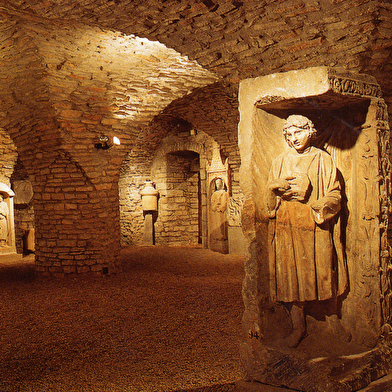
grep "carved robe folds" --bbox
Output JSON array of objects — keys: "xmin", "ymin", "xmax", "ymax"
[
  {"xmin": 210, "ymin": 189, "xmax": 229, "ymax": 253},
  {"xmin": 267, "ymin": 146, "xmax": 348, "ymax": 302}
]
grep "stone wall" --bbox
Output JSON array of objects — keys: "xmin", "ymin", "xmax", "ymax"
[{"xmin": 0, "ymin": 8, "xmax": 217, "ymax": 274}]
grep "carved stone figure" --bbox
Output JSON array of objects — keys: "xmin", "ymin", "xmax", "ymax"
[
  {"xmin": 209, "ymin": 178, "xmax": 228, "ymax": 253},
  {"xmin": 267, "ymin": 115, "xmax": 348, "ymax": 347},
  {"xmin": 0, "ymin": 194, "xmax": 9, "ymax": 245},
  {"xmin": 239, "ymin": 66, "xmax": 392, "ymax": 392}
]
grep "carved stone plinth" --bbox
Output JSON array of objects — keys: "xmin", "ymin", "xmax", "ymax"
[{"xmin": 238, "ymin": 67, "xmax": 392, "ymax": 391}]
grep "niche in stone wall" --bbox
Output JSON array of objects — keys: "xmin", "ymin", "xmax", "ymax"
[
  {"xmin": 250, "ymin": 89, "xmax": 373, "ymax": 353},
  {"xmin": 238, "ymin": 67, "xmax": 392, "ymax": 391},
  {"xmin": 207, "ymin": 147, "xmax": 230, "ymax": 254},
  {"xmin": 163, "ymin": 150, "xmax": 201, "ymax": 246},
  {"xmin": 151, "ymin": 129, "xmax": 221, "ymax": 249}
]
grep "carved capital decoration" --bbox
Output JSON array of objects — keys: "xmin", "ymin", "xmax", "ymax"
[{"xmin": 328, "ymin": 76, "xmax": 382, "ymax": 98}]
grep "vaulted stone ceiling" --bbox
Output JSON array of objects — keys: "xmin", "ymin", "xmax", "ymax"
[
  {"xmin": 1, "ymin": 0, "xmax": 391, "ymax": 194},
  {"xmin": 1, "ymin": 0, "xmax": 391, "ymax": 152},
  {"xmin": 4, "ymin": 0, "xmax": 392, "ymax": 90},
  {"xmin": 1, "ymin": 0, "xmax": 392, "ymax": 160}
]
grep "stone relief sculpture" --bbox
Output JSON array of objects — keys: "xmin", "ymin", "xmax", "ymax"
[
  {"xmin": 227, "ymin": 195, "xmax": 245, "ymax": 255},
  {"xmin": 227, "ymin": 196, "xmax": 243, "ymax": 227},
  {"xmin": 238, "ymin": 67, "xmax": 392, "ymax": 391},
  {"xmin": 209, "ymin": 177, "xmax": 229, "ymax": 253},
  {"xmin": 0, "ymin": 182, "xmax": 19, "ymax": 259},
  {"xmin": 0, "ymin": 194, "xmax": 9, "ymax": 246},
  {"xmin": 266, "ymin": 115, "xmax": 348, "ymax": 347},
  {"xmin": 13, "ymin": 179, "xmax": 35, "ymax": 254}
]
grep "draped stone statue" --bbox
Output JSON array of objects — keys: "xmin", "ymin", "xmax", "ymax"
[
  {"xmin": 0, "ymin": 194, "xmax": 9, "ymax": 246},
  {"xmin": 209, "ymin": 178, "xmax": 229, "ymax": 253},
  {"xmin": 239, "ymin": 66, "xmax": 392, "ymax": 392},
  {"xmin": 266, "ymin": 114, "xmax": 348, "ymax": 347}
]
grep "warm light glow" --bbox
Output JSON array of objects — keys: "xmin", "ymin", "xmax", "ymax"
[
  {"xmin": 92, "ymin": 32, "xmax": 218, "ymax": 121},
  {"xmin": 113, "ymin": 136, "xmax": 121, "ymax": 145}
]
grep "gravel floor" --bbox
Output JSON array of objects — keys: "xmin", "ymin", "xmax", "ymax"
[{"xmin": 0, "ymin": 246, "xmax": 245, "ymax": 392}]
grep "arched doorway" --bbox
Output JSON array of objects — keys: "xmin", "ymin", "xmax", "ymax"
[
  {"xmin": 150, "ymin": 129, "xmax": 221, "ymax": 248},
  {"xmin": 154, "ymin": 149, "xmax": 202, "ymax": 246}
]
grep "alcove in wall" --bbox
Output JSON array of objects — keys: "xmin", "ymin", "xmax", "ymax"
[
  {"xmin": 238, "ymin": 67, "xmax": 392, "ymax": 391},
  {"xmin": 158, "ymin": 149, "xmax": 202, "ymax": 246},
  {"xmin": 151, "ymin": 129, "xmax": 215, "ymax": 248}
]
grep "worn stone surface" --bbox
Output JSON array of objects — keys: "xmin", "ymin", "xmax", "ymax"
[
  {"xmin": 237, "ymin": 376, "xmax": 392, "ymax": 392},
  {"xmin": 238, "ymin": 67, "xmax": 392, "ymax": 391},
  {"xmin": 236, "ymin": 380, "xmax": 297, "ymax": 391}
]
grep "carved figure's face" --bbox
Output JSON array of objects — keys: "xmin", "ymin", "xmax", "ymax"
[
  {"xmin": 284, "ymin": 126, "xmax": 311, "ymax": 152},
  {"xmin": 215, "ymin": 178, "xmax": 224, "ymax": 190}
]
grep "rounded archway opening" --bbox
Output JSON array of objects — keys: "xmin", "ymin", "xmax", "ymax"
[{"xmin": 154, "ymin": 149, "xmax": 202, "ymax": 246}]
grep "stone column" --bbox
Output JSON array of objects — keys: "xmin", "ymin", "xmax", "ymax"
[{"xmin": 31, "ymin": 149, "xmax": 122, "ymax": 276}]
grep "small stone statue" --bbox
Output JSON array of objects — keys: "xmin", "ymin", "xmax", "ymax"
[
  {"xmin": 210, "ymin": 178, "xmax": 229, "ymax": 253},
  {"xmin": 0, "ymin": 194, "xmax": 9, "ymax": 246},
  {"xmin": 266, "ymin": 115, "xmax": 348, "ymax": 348}
]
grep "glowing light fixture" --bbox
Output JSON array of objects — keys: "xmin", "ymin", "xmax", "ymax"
[
  {"xmin": 94, "ymin": 135, "xmax": 121, "ymax": 150},
  {"xmin": 95, "ymin": 135, "xmax": 110, "ymax": 150}
]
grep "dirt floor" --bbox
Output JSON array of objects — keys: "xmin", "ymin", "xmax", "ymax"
[{"xmin": 0, "ymin": 246, "xmax": 246, "ymax": 392}]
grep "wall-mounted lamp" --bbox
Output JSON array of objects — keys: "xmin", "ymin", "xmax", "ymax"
[
  {"xmin": 94, "ymin": 135, "xmax": 121, "ymax": 149},
  {"xmin": 95, "ymin": 135, "xmax": 110, "ymax": 150}
]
